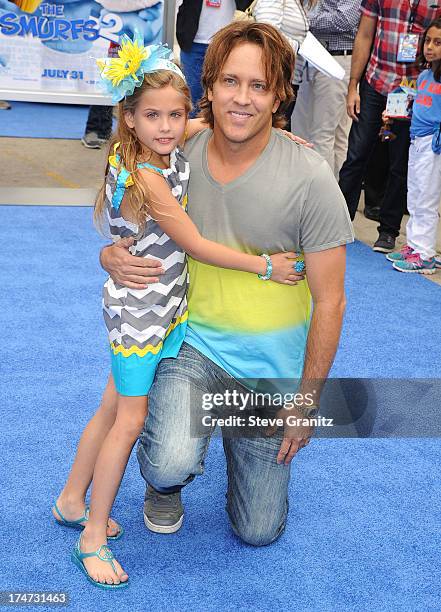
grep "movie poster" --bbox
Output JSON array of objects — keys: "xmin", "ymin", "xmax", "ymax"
[{"xmin": 0, "ymin": 0, "xmax": 163, "ymax": 95}]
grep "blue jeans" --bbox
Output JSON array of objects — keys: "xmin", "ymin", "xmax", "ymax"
[
  {"xmin": 137, "ymin": 342, "xmax": 291, "ymax": 547},
  {"xmin": 339, "ymin": 78, "xmax": 410, "ymax": 237},
  {"xmin": 179, "ymin": 43, "xmax": 208, "ymax": 117}
]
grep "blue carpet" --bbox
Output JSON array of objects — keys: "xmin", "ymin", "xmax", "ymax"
[
  {"xmin": 0, "ymin": 102, "xmax": 116, "ymax": 139},
  {"xmin": 1, "ymin": 206, "xmax": 440, "ymax": 611}
]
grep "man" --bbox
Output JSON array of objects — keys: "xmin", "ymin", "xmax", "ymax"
[
  {"xmin": 101, "ymin": 22, "xmax": 353, "ymax": 546},
  {"xmin": 338, "ymin": 0, "xmax": 439, "ymax": 253},
  {"xmin": 291, "ymin": 0, "xmax": 361, "ymax": 178}
]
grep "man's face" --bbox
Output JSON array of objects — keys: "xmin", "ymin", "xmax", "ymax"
[{"xmin": 208, "ymin": 42, "xmax": 280, "ymax": 145}]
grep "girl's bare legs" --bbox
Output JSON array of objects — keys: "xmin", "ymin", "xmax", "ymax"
[
  {"xmin": 80, "ymin": 394, "xmax": 148, "ymax": 585},
  {"xmin": 52, "ymin": 375, "xmax": 121, "ymax": 536}
]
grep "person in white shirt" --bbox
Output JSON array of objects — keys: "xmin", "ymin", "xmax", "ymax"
[{"xmin": 253, "ymin": 0, "xmax": 311, "ymax": 130}]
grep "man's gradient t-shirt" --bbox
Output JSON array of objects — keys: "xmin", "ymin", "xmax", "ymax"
[{"xmin": 183, "ymin": 129, "xmax": 354, "ymax": 383}]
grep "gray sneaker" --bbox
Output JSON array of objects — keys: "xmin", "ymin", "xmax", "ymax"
[
  {"xmin": 143, "ymin": 486, "xmax": 184, "ymax": 534},
  {"xmin": 81, "ymin": 131, "xmax": 106, "ymax": 149}
]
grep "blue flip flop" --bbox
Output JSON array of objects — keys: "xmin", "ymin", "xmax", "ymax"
[
  {"xmin": 71, "ymin": 536, "xmax": 129, "ymax": 590},
  {"xmin": 53, "ymin": 502, "xmax": 124, "ymax": 540}
]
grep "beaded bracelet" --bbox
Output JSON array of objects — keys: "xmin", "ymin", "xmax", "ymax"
[{"xmin": 258, "ymin": 253, "xmax": 273, "ymax": 280}]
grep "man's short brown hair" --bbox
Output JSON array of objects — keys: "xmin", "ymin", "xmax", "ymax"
[{"xmin": 199, "ymin": 21, "xmax": 295, "ymax": 129}]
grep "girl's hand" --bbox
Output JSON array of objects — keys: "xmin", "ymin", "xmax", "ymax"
[
  {"xmin": 185, "ymin": 117, "xmax": 209, "ymax": 141},
  {"xmin": 379, "ymin": 112, "xmax": 396, "ymax": 142},
  {"xmin": 270, "ymin": 252, "xmax": 306, "ymax": 285},
  {"xmin": 279, "ymin": 130, "xmax": 314, "ymax": 148}
]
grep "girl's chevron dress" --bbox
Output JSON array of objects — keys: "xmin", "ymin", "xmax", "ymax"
[{"xmin": 102, "ymin": 146, "xmax": 190, "ymax": 396}]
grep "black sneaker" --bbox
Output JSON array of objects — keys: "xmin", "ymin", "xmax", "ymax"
[
  {"xmin": 364, "ymin": 205, "xmax": 381, "ymax": 222},
  {"xmin": 373, "ymin": 232, "xmax": 396, "ymax": 253},
  {"xmin": 143, "ymin": 486, "xmax": 183, "ymax": 534}
]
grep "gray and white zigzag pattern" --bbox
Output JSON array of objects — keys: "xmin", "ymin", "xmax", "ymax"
[{"xmin": 102, "ymin": 147, "xmax": 190, "ymax": 351}]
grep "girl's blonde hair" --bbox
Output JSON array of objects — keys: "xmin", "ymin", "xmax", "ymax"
[{"xmin": 94, "ymin": 70, "xmax": 191, "ymax": 231}]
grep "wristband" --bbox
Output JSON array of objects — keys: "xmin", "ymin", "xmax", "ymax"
[
  {"xmin": 284, "ymin": 404, "xmax": 319, "ymax": 418},
  {"xmin": 258, "ymin": 253, "xmax": 272, "ymax": 280},
  {"xmin": 298, "ymin": 405, "xmax": 319, "ymax": 418}
]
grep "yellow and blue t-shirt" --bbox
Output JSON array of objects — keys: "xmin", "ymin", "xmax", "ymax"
[{"xmin": 183, "ymin": 129, "xmax": 354, "ymax": 384}]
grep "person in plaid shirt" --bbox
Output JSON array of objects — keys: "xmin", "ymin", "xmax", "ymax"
[{"xmin": 339, "ymin": 0, "xmax": 440, "ymax": 253}]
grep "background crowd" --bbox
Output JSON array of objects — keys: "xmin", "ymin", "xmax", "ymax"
[{"xmin": 80, "ymin": 0, "xmax": 441, "ymax": 270}]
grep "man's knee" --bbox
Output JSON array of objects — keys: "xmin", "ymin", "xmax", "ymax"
[
  {"xmin": 230, "ymin": 516, "xmax": 287, "ymax": 547},
  {"xmin": 137, "ymin": 434, "xmax": 204, "ymax": 490},
  {"xmin": 228, "ymin": 504, "xmax": 288, "ymax": 547}
]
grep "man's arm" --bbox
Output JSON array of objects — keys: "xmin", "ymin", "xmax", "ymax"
[
  {"xmin": 276, "ymin": 245, "xmax": 347, "ymax": 464},
  {"xmin": 300, "ymin": 246, "xmax": 346, "ymax": 383},
  {"xmin": 100, "ymin": 238, "xmax": 164, "ymax": 289},
  {"xmin": 347, "ymin": 13, "xmax": 377, "ymax": 120}
]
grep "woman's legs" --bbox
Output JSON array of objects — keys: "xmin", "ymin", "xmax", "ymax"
[
  {"xmin": 80, "ymin": 394, "xmax": 148, "ymax": 585},
  {"xmin": 53, "ymin": 375, "xmax": 120, "ymax": 536}
]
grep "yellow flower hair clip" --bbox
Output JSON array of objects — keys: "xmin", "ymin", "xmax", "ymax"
[{"xmin": 97, "ymin": 31, "xmax": 186, "ymax": 103}]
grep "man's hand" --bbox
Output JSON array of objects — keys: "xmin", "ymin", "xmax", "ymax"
[
  {"xmin": 345, "ymin": 14, "xmax": 377, "ymax": 121},
  {"xmin": 100, "ymin": 237, "xmax": 164, "ymax": 289},
  {"xmin": 346, "ymin": 83, "xmax": 360, "ymax": 121},
  {"xmin": 279, "ymin": 130, "xmax": 314, "ymax": 148},
  {"xmin": 276, "ymin": 407, "xmax": 314, "ymax": 464}
]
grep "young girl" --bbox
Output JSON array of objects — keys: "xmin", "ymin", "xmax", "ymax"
[
  {"xmin": 53, "ymin": 35, "xmax": 304, "ymax": 589},
  {"xmin": 387, "ymin": 17, "xmax": 441, "ymax": 274}
]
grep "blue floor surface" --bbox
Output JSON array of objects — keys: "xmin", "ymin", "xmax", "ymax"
[
  {"xmin": 1, "ymin": 206, "xmax": 440, "ymax": 611},
  {"xmin": 0, "ymin": 102, "xmax": 116, "ymax": 139}
]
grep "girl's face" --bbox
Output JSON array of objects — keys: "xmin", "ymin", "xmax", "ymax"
[
  {"xmin": 124, "ymin": 84, "xmax": 187, "ymax": 159},
  {"xmin": 424, "ymin": 26, "xmax": 441, "ymax": 63}
]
